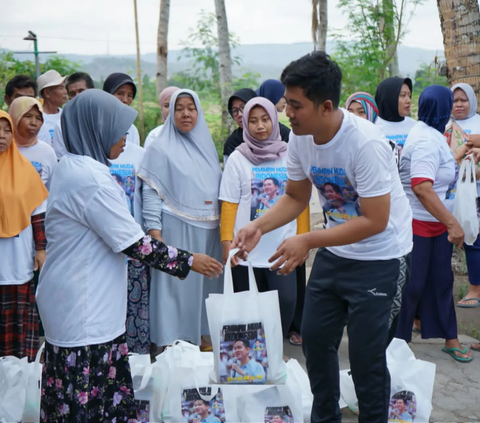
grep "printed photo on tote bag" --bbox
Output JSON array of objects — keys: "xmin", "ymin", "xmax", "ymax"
[
  {"xmin": 220, "ymin": 322, "xmax": 267, "ymax": 384},
  {"xmin": 264, "ymin": 406, "xmax": 294, "ymax": 423},
  {"xmin": 181, "ymin": 387, "xmax": 225, "ymax": 423},
  {"xmin": 388, "ymin": 390, "xmax": 416, "ymax": 423}
]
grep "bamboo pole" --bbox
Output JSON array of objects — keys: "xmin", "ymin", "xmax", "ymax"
[{"xmin": 133, "ymin": 0, "xmax": 145, "ymax": 143}]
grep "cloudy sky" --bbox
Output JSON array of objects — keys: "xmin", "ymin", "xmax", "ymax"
[{"xmin": 0, "ymin": 0, "xmax": 444, "ymax": 56}]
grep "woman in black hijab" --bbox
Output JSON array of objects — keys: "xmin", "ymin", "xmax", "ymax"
[
  {"xmin": 223, "ymin": 88, "xmax": 290, "ymax": 165},
  {"xmin": 375, "ymin": 77, "xmax": 416, "ymax": 161}
]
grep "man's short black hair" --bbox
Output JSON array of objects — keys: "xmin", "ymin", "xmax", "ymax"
[
  {"xmin": 66, "ymin": 72, "xmax": 94, "ymax": 90},
  {"xmin": 280, "ymin": 51, "xmax": 342, "ymax": 109},
  {"xmin": 194, "ymin": 398, "xmax": 209, "ymax": 406},
  {"xmin": 324, "ymin": 182, "xmax": 341, "ymax": 194},
  {"xmin": 264, "ymin": 177, "xmax": 280, "ymax": 187},
  {"xmin": 234, "ymin": 339, "xmax": 250, "ymax": 349},
  {"xmin": 5, "ymin": 75, "xmax": 37, "ymax": 97}
]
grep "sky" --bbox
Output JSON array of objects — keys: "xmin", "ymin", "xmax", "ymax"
[{"xmin": 0, "ymin": 0, "xmax": 445, "ymax": 57}]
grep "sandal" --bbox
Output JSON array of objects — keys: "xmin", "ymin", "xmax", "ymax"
[
  {"xmin": 289, "ymin": 332, "xmax": 302, "ymax": 346},
  {"xmin": 457, "ymin": 297, "xmax": 480, "ymax": 308},
  {"xmin": 442, "ymin": 346, "xmax": 474, "ymax": 363}
]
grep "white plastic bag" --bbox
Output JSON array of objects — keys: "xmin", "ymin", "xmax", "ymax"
[
  {"xmin": 22, "ymin": 342, "xmax": 45, "ymax": 422},
  {"xmin": 0, "ymin": 355, "xmax": 29, "ymax": 422},
  {"xmin": 236, "ymin": 385, "xmax": 303, "ymax": 423},
  {"xmin": 340, "ymin": 339, "xmax": 436, "ymax": 422},
  {"xmin": 129, "ymin": 353, "xmax": 154, "ymax": 422},
  {"xmin": 286, "ymin": 359, "xmax": 313, "ymax": 421},
  {"xmin": 454, "ymin": 157, "xmax": 479, "ymax": 245},
  {"xmin": 206, "ymin": 249, "xmax": 286, "ymax": 385}
]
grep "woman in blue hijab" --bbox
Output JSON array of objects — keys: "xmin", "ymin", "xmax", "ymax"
[
  {"xmin": 257, "ymin": 79, "xmax": 287, "ymax": 112},
  {"xmin": 396, "ymin": 85, "xmax": 473, "ymax": 363}
]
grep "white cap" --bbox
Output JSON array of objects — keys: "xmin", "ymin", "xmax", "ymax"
[{"xmin": 37, "ymin": 70, "xmax": 67, "ymax": 97}]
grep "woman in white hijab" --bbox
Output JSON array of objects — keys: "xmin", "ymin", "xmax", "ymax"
[{"xmin": 139, "ymin": 89, "xmax": 223, "ymax": 351}]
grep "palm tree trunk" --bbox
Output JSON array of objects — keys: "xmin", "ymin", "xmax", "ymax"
[
  {"xmin": 156, "ymin": 0, "xmax": 170, "ymax": 94},
  {"xmin": 437, "ymin": 0, "xmax": 480, "ymax": 111},
  {"xmin": 214, "ymin": 0, "xmax": 234, "ymax": 135}
]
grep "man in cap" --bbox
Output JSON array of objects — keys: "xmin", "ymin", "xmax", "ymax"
[{"xmin": 37, "ymin": 70, "xmax": 67, "ymax": 148}]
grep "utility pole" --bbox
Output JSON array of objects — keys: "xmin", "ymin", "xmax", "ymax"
[
  {"xmin": 14, "ymin": 31, "xmax": 56, "ymax": 79},
  {"xmin": 133, "ymin": 0, "xmax": 145, "ymax": 143}
]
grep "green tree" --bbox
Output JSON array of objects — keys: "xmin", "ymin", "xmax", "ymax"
[{"xmin": 413, "ymin": 61, "xmax": 448, "ymax": 93}]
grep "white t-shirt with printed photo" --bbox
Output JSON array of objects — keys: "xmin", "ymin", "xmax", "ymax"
[
  {"xmin": 38, "ymin": 109, "xmax": 62, "ymax": 148},
  {"xmin": 376, "ymin": 116, "xmax": 416, "ymax": 160},
  {"xmin": 287, "ymin": 109, "xmax": 412, "ymax": 261},
  {"xmin": 18, "ymin": 141, "xmax": 57, "ymax": 189},
  {"xmin": 0, "ymin": 202, "xmax": 46, "ymax": 286},
  {"xmin": 37, "ymin": 153, "xmax": 145, "ymax": 348},
  {"xmin": 399, "ymin": 121, "xmax": 457, "ymax": 222},
  {"xmin": 220, "ymin": 151, "xmax": 297, "ymax": 267}
]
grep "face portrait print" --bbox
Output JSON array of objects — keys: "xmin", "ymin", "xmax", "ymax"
[
  {"xmin": 181, "ymin": 388, "xmax": 225, "ymax": 423},
  {"xmin": 388, "ymin": 391, "xmax": 416, "ymax": 422},
  {"xmin": 250, "ymin": 167, "xmax": 288, "ymax": 220},
  {"xmin": 264, "ymin": 406, "xmax": 294, "ymax": 423}
]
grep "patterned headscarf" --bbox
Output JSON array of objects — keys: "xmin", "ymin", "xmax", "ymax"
[{"xmin": 345, "ymin": 92, "xmax": 379, "ymax": 123}]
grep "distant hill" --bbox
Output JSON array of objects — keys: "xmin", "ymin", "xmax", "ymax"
[{"xmin": 11, "ymin": 41, "xmax": 442, "ymax": 81}]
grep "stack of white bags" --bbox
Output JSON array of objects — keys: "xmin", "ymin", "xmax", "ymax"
[{"xmin": 0, "ymin": 248, "xmax": 436, "ymax": 423}]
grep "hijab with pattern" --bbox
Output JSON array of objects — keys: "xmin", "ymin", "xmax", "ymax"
[
  {"xmin": 418, "ymin": 85, "xmax": 454, "ymax": 134},
  {"xmin": 345, "ymin": 92, "xmax": 379, "ymax": 123},
  {"xmin": 0, "ymin": 111, "xmax": 48, "ymax": 238},
  {"xmin": 61, "ymin": 89, "xmax": 138, "ymax": 167},
  {"xmin": 138, "ymin": 89, "xmax": 222, "ymax": 221},
  {"xmin": 8, "ymin": 97, "xmax": 44, "ymax": 147},
  {"xmin": 237, "ymin": 97, "xmax": 287, "ymax": 165},
  {"xmin": 451, "ymin": 83, "xmax": 478, "ymax": 120},
  {"xmin": 375, "ymin": 77, "xmax": 413, "ymax": 122}
]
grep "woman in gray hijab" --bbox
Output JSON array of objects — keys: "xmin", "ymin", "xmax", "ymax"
[
  {"xmin": 37, "ymin": 89, "xmax": 222, "ymax": 422},
  {"xmin": 139, "ymin": 89, "xmax": 223, "ymax": 352}
]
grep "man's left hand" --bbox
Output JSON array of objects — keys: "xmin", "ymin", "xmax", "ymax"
[{"xmin": 269, "ymin": 234, "xmax": 311, "ymax": 275}]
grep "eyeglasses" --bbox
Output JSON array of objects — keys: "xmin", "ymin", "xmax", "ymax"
[{"xmin": 231, "ymin": 106, "xmax": 245, "ymax": 117}]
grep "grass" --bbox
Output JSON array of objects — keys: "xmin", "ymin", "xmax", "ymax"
[{"xmin": 459, "ymin": 321, "xmax": 480, "ymax": 340}]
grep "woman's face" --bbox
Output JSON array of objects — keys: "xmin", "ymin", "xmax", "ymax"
[
  {"xmin": 276, "ymin": 97, "xmax": 287, "ymax": 113},
  {"xmin": 161, "ymin": 95, "xmax": 172, "ymax": 123},
  {"xmin": 174, "ymin": 96, "xmax": 198, "ymax": 132},
  {"xmin": 452, "ymin": 88, "xmax": 470, "ymax": 120},
  {"xmin": 398, "ymin": 83, "xmax": 412, "ymax": 117},
  {"xmin": 0, "ymin": 118, "xmax": 13, "ymax": 154},
  {"xmin": 248, "ymin": 106, "xmax": 273, "ymax": 141},
  {"xmin": 113, "ymin": 84, "xmax": 135, "ymax": 106},
  {"xmin": 347, "ymin": 101, "xmax": 367, "ymax": 119},
  {"xmin": 109, "ymin": 134, "xmax": 127, "ymax": 160},
  {"xmin": 231, "ymin": 98, "xmax": 245, "ymax": 128},
  {"xmin": 17, "ymin": 106, "xmax": 43, "ymax": 141}
]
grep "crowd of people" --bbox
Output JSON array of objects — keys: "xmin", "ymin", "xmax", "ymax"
[{"xmin": 1, "ymin": 50, "xmax": 480, "ymax": 422}]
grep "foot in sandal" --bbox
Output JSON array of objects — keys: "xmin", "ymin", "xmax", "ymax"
[{"xmin": 442, "ymin": 338, "xmax": 473, "ymax": 363}]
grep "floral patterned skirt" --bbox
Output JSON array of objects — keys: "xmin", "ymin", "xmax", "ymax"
[
  {"xmin": 126, "ymin": 260, "xmax": 150, "ymax": 354},
  {"xmin": 40, "ymin": 334, "xmax": 138, "ymax": 423}
]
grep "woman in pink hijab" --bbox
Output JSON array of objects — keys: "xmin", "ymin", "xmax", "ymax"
[{"xmin": 144, "ymin": 86, "xmax": 180, "ymax": 150}]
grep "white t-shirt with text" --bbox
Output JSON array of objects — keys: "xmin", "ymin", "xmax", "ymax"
[
  {"xmin": 37, "ymin": 154, "xmax": 144, "ymax": 347},
  {"xmin": 399, "ymin": 121, "xmax": 457, "ymax": 222},
  {"xmin": 376, "ymin": 116, "xmax": 416, "ymax": 160},
  {"xmin": 38, "ymin": 109, "xmax": 62, "ymax": 149},
  {"xmin": 219, "ymin": 151, "xmax": 296, "ymax": 267},
  {"xmin": 287, "ymin": 109, "xmax": 412, "ymax": 261},
  {"xmin": 18, "ymin": 141, "xmax": 57, "ymax": 189}
]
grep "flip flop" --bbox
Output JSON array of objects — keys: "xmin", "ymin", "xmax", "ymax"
[
  {"xmin": 442, "ymin": 346, "xmax": 474, "ymax": 363},
  {"xmin": 289, "ymin": 332, "xmax": 302, "ymax": 346},
  {"xmin": 457, "ymin": 297, "xmax": 480, "ymax": 308}
]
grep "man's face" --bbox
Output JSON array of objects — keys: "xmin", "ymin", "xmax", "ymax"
[
  {"xmin": 67, "ymin": 80, "xmax": 90, "ymax": 100},
  {"xmin": 44, "ymin": 83, "xmax": 68, "ymax": 107},
  {"xmin": 4, "ymin": 86, "xmax": 35, "ymax": 107},
  {"xmin": 272, "ymin": 415, "xmax": 283, "ymax": 423},
  {"xmin": 395, "ymin": 399, "xmax": 406, "ymax": 413},
  {"xmin": 263, "ymin": 180, "xmax": 278, "ymax": 196},
  {"xmin": 231, "ymin": 98, "xmax": 246, "ymax": 128},
  {"xmin": 194, "ymin": 400, "xmax": 209, "ymax": 415},
  {"xmin": 233, "ymin": 341, "xmax": 249, "ymax": 361},
  {"xmin": 284, "ymin": 85, "xmax": 331, "ymax": 137},
  {"xmin": 325, "ymin": 184, "xmax": 341, "ymax": 201}
]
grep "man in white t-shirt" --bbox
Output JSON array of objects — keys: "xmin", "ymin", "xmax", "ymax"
[
  {"xmin": 231, "ymin": 52, "xmax": 413, "ymax": 423},
  {"xmin": 37, "ymin": 70, "xmax": 67, "ymax": 148}
]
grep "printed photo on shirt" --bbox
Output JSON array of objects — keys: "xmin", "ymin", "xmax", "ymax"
[
  {"xmin": 30, "ymin": 160, "xmax": 43, "ymax": 178},
  {"xmin": 264, "ymin": 406, "xmax": 294, "ymax": 423},
  {"xmin": 310, "ymin": 166, "xmax": 361, "ymax": 223},
  {"xmin": 445, "ymin": 161, "xmax": 459, "ymax": 200},
  {"xmin": 251, "ymin": 166, "xmax": 288, "ymax": 220},
  {"xmin": 219, "ymin": 322, "xmax": 267, "ymax": 384},
  {"xmin": 388, "ymin": 390, "xmax": 416, "ymax": 423},
  {"xmin": 181, "ymin": 387, "xmax": 225, "ymax": 423},
  {"xmin": 110, "ymin": 164, "xmax": 136, "ymax": 215}
]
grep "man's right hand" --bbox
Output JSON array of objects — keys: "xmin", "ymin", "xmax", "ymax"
[
  {"xmin": 231, "ymin": 222, "xmax": 263, "ymax": 266},
  {"xmin": 191, "ymin": 254, "xmax": 223, "ymax": 279},
  {"xmin": 447, "ymin": 220, "xmax": 465, "ymax": 247}
]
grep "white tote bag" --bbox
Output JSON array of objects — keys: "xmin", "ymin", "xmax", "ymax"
[
  {"xmin": 22, "ymin": 342, "xmax": 45, "ymax": 422},
  {"xmin": 454, "ymin": 157, "xmax": 479, "ymax": 245},
  {"xmin": 129, "ymin": 353, "xmax": 154, "ymax": 423},
  {"xmin": 206, "ymin": 249, "xmax": 286, "ymax": 386},
  {"xmin": 0, "ymin": 355, "xmax": 29, "ymax": 422}
]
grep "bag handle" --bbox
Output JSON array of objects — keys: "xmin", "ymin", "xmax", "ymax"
[{"xmin": 224, "ymin": 248, "xmax": 259, "ymax": 296}]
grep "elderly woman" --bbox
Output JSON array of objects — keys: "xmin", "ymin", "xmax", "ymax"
[
  {"xmin": 139, "ymin": 89, "xmax": 223, "ymax": 352},
  {"xmin": 36, "ymin": 90, "xmax": 222, "ymax": 421},
  {"xmin": 345, "ymin": 92, "xmax": 379, "ymax": 123},
  {"xmin": 144, "ymin": 86, "xmax": 180, "ymax": 150},
  {"xmin": 396, "ymin": 85, "xmax": 473, "ymax": 363},
  {"xmin": 0, "ymin": 111, "xmax": 48, "ymax": 361}
]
